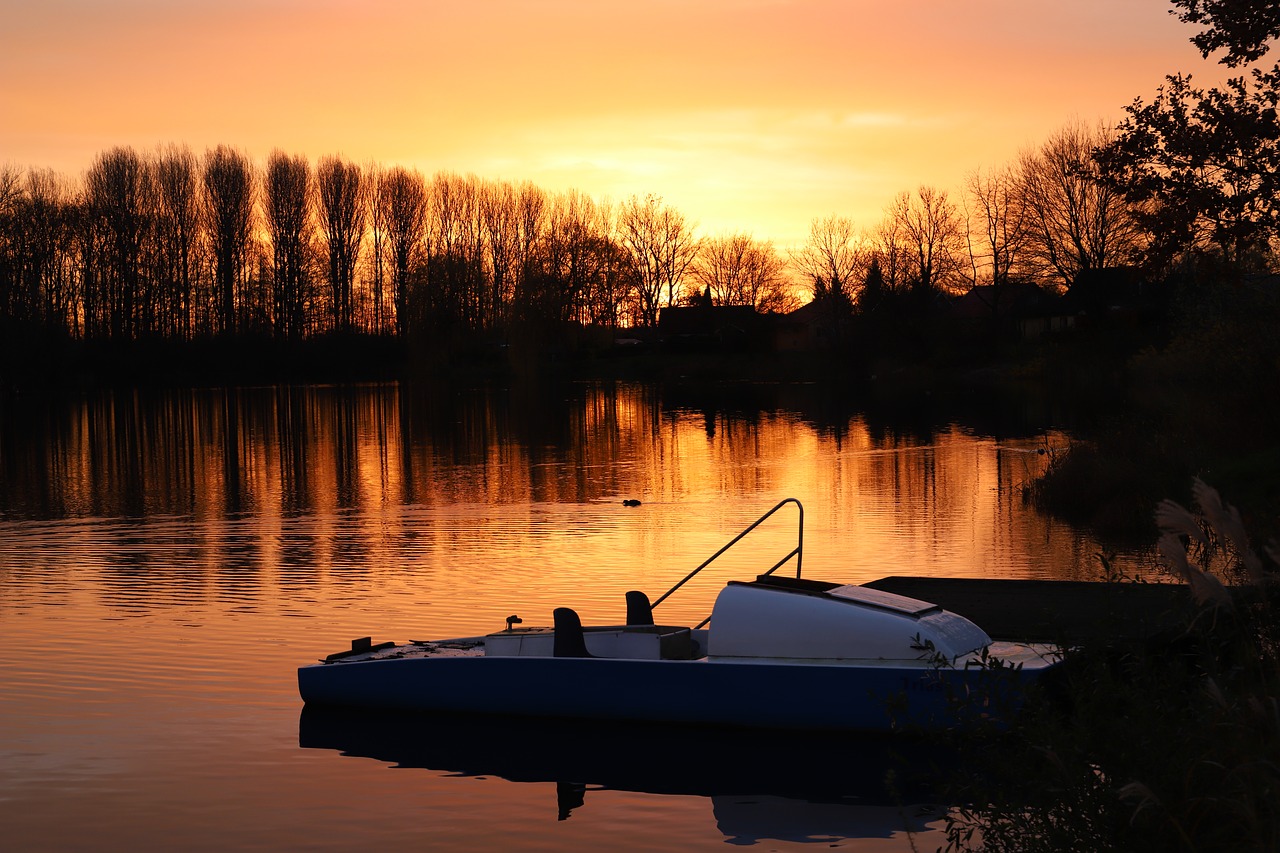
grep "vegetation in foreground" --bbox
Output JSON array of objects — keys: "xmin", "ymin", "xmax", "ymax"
[{"xmin": 940, "ymin": 480, "xmax": 1280, "ymax": 852}]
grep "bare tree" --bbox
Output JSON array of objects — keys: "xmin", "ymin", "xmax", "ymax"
[
  {"xmin": 526, "ymin": 189, "xmax": 616, "ymax": 325},
  {"xmin": 691, "ymin": 232, "xmax": 747, "ymax": 305},
  {"xmin": 154, "ymin": 145, "xmax": 199, "ymax": 338},
  {"xmin": 0, "ymin": 163, "xmax": 20, "ymax": 318},
  {"xmin": 316, "ymin": 156, "xmax": 367, "ymax": 333},
  {"xmin": 589, "ymin": 242, "xmax": 638, "ymax": 327},
  {"xmin": 869, "ymin": 215, "xmax": 911, "ymax": 296},
  {"xmin": 264, "ymin": 151, "xmax": 314, "ymax": 340},
  {"xmin": 0, "ymin": 167, "xmax": 74, "ymax": 330},
  {"xmin": 85, "ymin": 146, "xmax": 153, "ymax": 339},
  {"xmin": 0, "ymin": 163, "xmax": 19, "ymax": 216},
  {"xmin": 791, "ymin": 215, "xmax": 863, "ymax": 306},
  {"xmin": 26, "ymin": 169, "xmax": 79, "ymax": 334},
  {"xmin": 1018, "ymin": 121, "xmax": 1142, "ymax": 288},
  {"xmin": 692, "ymin": 232, "xmax": 794, "ymax": 311},
  {"xmin": 965, "ymin": 165, "xmax": 1030, "ymax": 311},
  {"xmin": 618, "ymin": 194, "xmax": 699, "ymax": 326},
  {"xmin": 375, "ymin": 166, "xmax": 427, "ymax": 336},
  {"xmin": 576, "ymin": 199, "xmax": 638, "ymax": 327},
  {"xmin": 0, "ymin": 164, "xmax": 23, "ymax": 325},
  {"xmin": 365, "ymin": 164, "xmax": 388, "ymax": 335},
  {"xmin": 203, "ymin": 145, "xmax": 255, "ymax": 336},
  {"xmin": 516, "ymin": 181, "xmax": 547, "ymax": 277},
  {"xmin": 890, "ymin": 185, "xmax": 965, "ymax": 297},
  {"xmin": 0, "ymin": 164, "xmax": 21, "ymax": 319},
  {"xmin": 746, "ymin": 244, "xmax": 800, "ymax": 314},
  {"xmin": 425, "ymin": 172, "xmax": 485, "ymax": 330},
  {"xmin": 481, "ymin": 179, "xmax": 520, "ymax": 328}
]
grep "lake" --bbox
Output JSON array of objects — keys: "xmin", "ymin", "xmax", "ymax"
[{"xmin": 0, "ymin": 380, "xmax": 1150, "ymax": 850}]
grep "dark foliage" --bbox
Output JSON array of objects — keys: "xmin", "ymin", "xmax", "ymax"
[
  {"xmin": 1097, "ymin": 68, "xmax": 1280, "ymax": 273},
  {"xmin": 1172, "ymin": 0, "xmax": 1280, "ymax": 66},
  {"xmin": 945, "ymin": 488, "xmax": 1280, "ymax": 852}
]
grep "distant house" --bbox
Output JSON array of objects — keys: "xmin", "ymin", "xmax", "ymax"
[
  {"xmin": 773, "ymin": 301, "xmax": 821, "ymax": 351},
  {"xmin": 950, "ymin": 282, "xmax": 1073, "ymax": 338},
  {"xmin": 1062, "ymin": 267, "xmax": 1159, "ymax": 326},
  {"xmin": 657, "ymin": 303, "xmax": 764, "ymax": 351},
  {"xmin": 771, "ymin": 298, "xmax": 858, "ymax": 352}
]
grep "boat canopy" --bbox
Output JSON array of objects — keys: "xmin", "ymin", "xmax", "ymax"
[{"xmin": 707, "ymin": 577, "xmax": 992, "ymax": 662}]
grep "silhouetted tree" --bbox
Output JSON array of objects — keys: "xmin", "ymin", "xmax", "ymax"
[
  {"xmin": 965, "ymin": 165, "xmax": 1030, "ymax": 311},
  {"xmin": 1018, "ymin": 122, "xmax": 1141, "ymax": 288},
  {"xmin": 375, "ymin": 166, "xmax": 427, "ymax": 337},
  {"xmin": 317, "ymin": 156, "xmax": 366, "ymax": 333},
  {"xmin": 692, "ymin": 232, "xmax": 794, "ymax": 311},
  {"xmin": 860, "ymin": 256, "xmax": 886, "ymax": 313},
  {"xmin": 365, "ymin": 163, "xmax": 389, "ymax": 335},
  {"xmin": 1172, "ymin": 0, "xmax": 1280, "ymax": 66},
  {"xmin": 264, "ymin": 151, "xmax": 314, "ymax": 340},
  {"xmin": 618, "ymin": 194, "xmax": 699, "ymax": 326},
  {"xmin": 791, "ymin": 214, "xmax": 863, "ymax": 307},
  {"xmin": 481, "ymin": 179, "xmax": 521, "ymax": 328},
  {"xmin": 0, "ymin": 165, "xmax": 20, "ymax": 323},
  {"xmin": 23, "ymin": 169, "xmax": 77, "ymax": 333},
  {"xmin": 426, "ymin": 172, "xmax": 485, "ymax": 331},
  {"xmin": 516, "ymin": 182, "xmax": 547, "ymax": 277},
  {"xmin": 85, "ymin": 146, "xmax": 152, "ymax": 339},
  {"xmin": 585, "ymin": 234, "xmax": 638, "ymax": 327},
  {"xmin": 1098, "ymin": 2, "xmax": 1280, "ymax": 275},
  {"xmin": 891, "ymin": 186, "xmax": 964, "ymax": 299},
  {"xmin": 154, "ymin": 145, "xmax": 199, "ymax": 338},
  {"xmin": 1, "ymin": 168, "xmax": 63, "ymax": 329},
  {"xmin": 520, "ymin": 191, "xmax": 569, "ymax": 324},
  {"xmin": 203, "ymin": 145, "xmax": 255, "ymax": 336},
  {"xmin": 1100, "ymin": 72, "xmax": 1280, "ymax": 273},
  {"xmin": 869, "ymin": 215, "xmax": 911, "ymax": 295},
  {"xmin": 0, "ymin": 164, "xmax": 18, "ymax": 216}
]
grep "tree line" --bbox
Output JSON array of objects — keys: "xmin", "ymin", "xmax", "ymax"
[
  {"xmin": 788, "ymin": 120, "xmax": 1149, "ymax": 321},
  {"xmin": 0, "ymin": 128, "xmax": 1133, "ymax": 349},
  {"xmin": 0, "ymin": 149, "xmax": 794, "ymax": 347}
]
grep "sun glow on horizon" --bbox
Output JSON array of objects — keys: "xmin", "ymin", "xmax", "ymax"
[{"xmin": 2, "ymin": 0, "xmax": 1215, "ymax": 247}]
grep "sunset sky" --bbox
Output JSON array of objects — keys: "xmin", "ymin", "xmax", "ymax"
[{"xmin": 2, "ymin": 0, "xmax": 1219, "ymax": 247}]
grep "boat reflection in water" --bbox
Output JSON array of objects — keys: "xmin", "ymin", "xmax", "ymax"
[
  {"xmin": 298, "ymin": 705, "xmax": 953, "ymax": 844},
  {"xmin": 711, "ymin": 795, "xmax": 943, "ymax": 847}
]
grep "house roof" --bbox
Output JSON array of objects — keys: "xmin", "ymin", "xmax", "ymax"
[{"xmin": 950, "ymin": 283, "xmax": 1061, "ymax": 319}]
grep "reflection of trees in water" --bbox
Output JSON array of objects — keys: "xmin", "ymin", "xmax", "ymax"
[
  {"xmin": 658, "ymin": 377, "xmax": 1087, "ymax": 449},
  {"xmin": 0, "ymin": 380, "xmax": 1121, "ymax": 598},
  {"xmin": 0, "ymin": 381, "xmax": 1061, "ymax": 523}
]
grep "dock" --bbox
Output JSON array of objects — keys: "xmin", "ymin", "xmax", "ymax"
[{"xmin": 863, "ymin": 576, "xmax": 1198, "ymax": 644}]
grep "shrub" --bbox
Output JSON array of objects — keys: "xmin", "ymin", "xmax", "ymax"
[{"xmin": 942, "ymin": 481, "xmax": 1280, "ymax": 852}]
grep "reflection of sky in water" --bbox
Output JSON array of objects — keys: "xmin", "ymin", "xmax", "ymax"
[{"xmin": 0, "ymin": 382, "xmax": 1158, "ymax": 850}]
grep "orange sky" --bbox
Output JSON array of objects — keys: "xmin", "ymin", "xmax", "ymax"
[{"xmin": 2, "ymin": 0, "xmax": 1219, "ymax": 247}]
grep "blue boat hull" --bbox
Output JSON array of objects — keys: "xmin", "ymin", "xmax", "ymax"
[{"xmin": 298, "ymin": 655, "xmax": 1041, "ymax": 731}]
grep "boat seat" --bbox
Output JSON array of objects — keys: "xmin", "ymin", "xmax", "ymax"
[
  {"xmin": 552, "ymin": 607, "xmax": 593, "ymax": 658},
  {"xmin": 553, "ymin": 605, "xmax": 699, "ymax": 660},
  {"xmin": 625, "ymin": 590, "xmax": 655, "ymax": 626}
]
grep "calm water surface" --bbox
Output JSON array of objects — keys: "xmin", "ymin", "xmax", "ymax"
[{"xmin": 0, "ymin": 381, "xmax": 1149, "ymax": 850}]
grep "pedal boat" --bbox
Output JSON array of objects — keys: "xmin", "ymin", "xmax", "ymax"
[{"xmin": 297, "ymin": 573, "xmax": 1059, "ymax": 732}]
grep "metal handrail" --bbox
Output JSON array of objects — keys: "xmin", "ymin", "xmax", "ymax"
[{"xmin": 650, "ymin": 498, "xmax": 804, "ymax": 627}]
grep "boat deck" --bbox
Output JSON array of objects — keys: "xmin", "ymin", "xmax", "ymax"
[
  {"xmin": 317, "ymin": 638, "xmax": 486, "ymax": 664},
  {"xmin": 313, "ymin": 576, "xmax": 1200, "ymax": 667}
]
